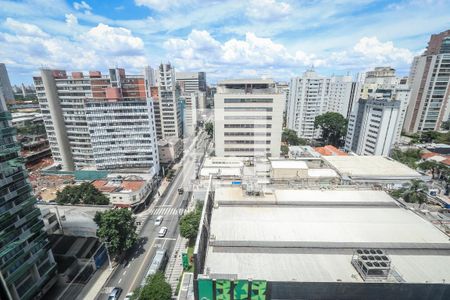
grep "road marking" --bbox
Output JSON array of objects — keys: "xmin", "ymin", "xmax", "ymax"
[
  {"xmin": 118, "ymin": 278, "xmax": 122, "ymax": 284},
  {"xmin": 123, "ymin": 270, "xmax": 127, "ymax": 275},
  {"xmin": 155, "ymin": 237, "xmax": 177, "ymax": 241},
  {"xmin": 127, "ymin": 238, "xmax": 159, "ymax": 293}
]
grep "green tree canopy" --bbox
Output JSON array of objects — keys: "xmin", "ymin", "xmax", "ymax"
[
  {"xmin": 56, "ymin": 182, "xmax": 109, "ymax": 205},
  {"xmin": 179, "ymin": 205, "xmax": 202, "ymax": 240},
  {"xmin": 205, "ymin": 122, "xmax": 213, "ymax": 137},
  {"xmin": 390, "ymin": 148, "xmax": 422, "ymax": 169},
  {"xmin": 94, "ymin": 208, "xmax": 137, "ymax": 255},
  {"xmin": 402, "ymin": 180, "xmax": 428, "ymax": 207},
  {"xmin": 314, "ymin": 112, "xmax": 347, "ymax": 147},
  {"xmin": 132, "ymin": 272, "xmax": 172, "ymax": 300},
  {"xmin": 282, "ymin": 129, "xmax": 306, "ymax": 146}
]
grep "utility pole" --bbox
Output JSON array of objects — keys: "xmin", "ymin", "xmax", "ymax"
[{"xmin": 103, "ymin": 241, "xmax": 113, "ymax": 270}]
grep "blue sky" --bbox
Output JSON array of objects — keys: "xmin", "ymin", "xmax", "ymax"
[{"xmin": 0, "ymin": 0, "xmax": 449, "ymax": 84}]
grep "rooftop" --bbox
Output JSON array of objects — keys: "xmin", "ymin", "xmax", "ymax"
[
  {"xmin": 92, "ymin": 179, "xmax": 145, "ymax": 193},
  {"xmin": 203, "ymin": 188, "xmax": 450, "ymax": 284},
  {"xmin": 323, "ymin": 156, "xmax": 421, "ymax": 180},
  {"xmin": 270, "ymin": 159, "xmax": 308, "ymax": 169}
]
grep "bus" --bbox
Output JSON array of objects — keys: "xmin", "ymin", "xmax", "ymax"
[{"xmin": 140, "ymin": 249, "xmax": 168, "ymax": 286}]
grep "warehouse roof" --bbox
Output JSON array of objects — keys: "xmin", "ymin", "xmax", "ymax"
[{"xmin": 323, "ymin": 156, "xmax": 421, "ymax": 180}]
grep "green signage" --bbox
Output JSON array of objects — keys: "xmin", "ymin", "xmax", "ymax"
[
  {"xmin": 234, "ymin": 280, "xmax": 249, "ymax": 300},
  {"xmin": 198, "ymin": 279, "xmax": 214, "ymax": 300},
  {"xmin": 216, "ymin": 279, "xmax": 231, "ymax": 300},
  {"xmin": 182, "ymin": 253, "xmax": 190, "ymax": 270},
  {"xmin": 251, "ymin": 280, "xmax": 267, "ymax": 300}
]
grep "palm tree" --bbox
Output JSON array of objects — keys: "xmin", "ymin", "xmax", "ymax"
[{"xmin": 402, "ymin": 180, "xmax": 428, "ymax": 208}]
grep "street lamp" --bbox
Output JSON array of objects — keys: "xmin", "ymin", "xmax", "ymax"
[{"xmin": 101, "ymin": 240, "xmax": 113, "ymax": 271}]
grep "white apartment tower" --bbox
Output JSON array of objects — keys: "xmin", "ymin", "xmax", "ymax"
[
  {"xmin": 327, "ymin": 75, "xmax": 357, "ymax": 118},
  {"xmin": 404, "ymin": 30, "xmax": 450, "ymax": 133},
  {"xmin": 287, "ymin": 70, "xmax": 330, "ymax": 139},
  {"xmin": 34, "ymin": 68, "xmax": 160, "ymax": 174},
  {"xmin": 158, "ymin": 63, "xmax": 182, "ymax": 138},
  {"xmin": 214, "ymin": 79, "xmax": 283, "ymax": 157},
  {"xmin": 345, "ymin": 99, "xmax": 400, "ymax": 156}
]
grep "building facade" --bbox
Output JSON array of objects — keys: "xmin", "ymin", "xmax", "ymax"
[
  {"xmin": 345, "ymin": 99, "xmax": 400, "ymax": 156},
  {"xmin": 34, "ymin": 68, "xmax": 159, "ymax": 173},
  {"xmin": 404, "ymin": 30, "xmax": 450, "ymax": 133},
  {"xmin": 287, "ymin": 71, "xmax": 330, "ymax": 139},
  {"xmin": 176, "ymin": 72, "xmax": 207, "ymax": 94},
  {"xmin": 1, "ymin": 65, "xmax": 57, "ymax": 300},
  {"xmin": 327, "ymin": 75, "xmax": 357, "ymax": 118},
  {"xmin": 0, "ymin": 63, "xmax": 15, "ymax": 105},
  {"xmin": 158, "ymin": 64, "xmax": 182, "ymax": 139},
  {"xmin": 214, "ymin": 79, "xmax": 283, "ymax": 158}
]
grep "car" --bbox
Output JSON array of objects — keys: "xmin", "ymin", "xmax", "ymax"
[
  {"xmin": 158, "ymin": 226, "xmax": 168, "ymax": 237},
  {"xmin": 124, "ymin": 292, "xmax": 134, "ymax": 300},
  {"xmin": 154, "ymin": 215, "xmax": 163, "ymax": 226},
  {"xmin": 178, "ymin": 187, "xmax": 184, "ymax": 194},
  {"xmin": 108, "ymin": 287, "xmax": 122, "ymax": 300}
]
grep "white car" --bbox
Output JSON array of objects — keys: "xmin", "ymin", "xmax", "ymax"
[
  {"xmin": 154, "ymin": 216, "xmax": 163, "ymax": 226},
  {"xmin": 158, "ymin": 226, "xmax": 168, "ymax": 237}
]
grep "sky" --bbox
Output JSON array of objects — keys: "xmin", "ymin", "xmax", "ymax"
[{"xmin": 0, "ymin": 0, "xmax": 449, "ymax": 84}]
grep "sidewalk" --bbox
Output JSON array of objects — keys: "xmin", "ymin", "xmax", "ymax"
[
  {"xmin": 78, "ymin": 264, "xmax": 116, "ymax": 300},
  {"xmin": 165, "ymin": 236, "xmax": 189, "ymax": 295}
]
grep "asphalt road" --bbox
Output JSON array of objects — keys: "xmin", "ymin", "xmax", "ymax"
[{"xmin": 98, "ymin": 132, "xmax": 209, "ymax": 300}]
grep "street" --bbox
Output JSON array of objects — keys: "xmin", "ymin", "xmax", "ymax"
[{"xmin": 97, "ymin": 131, "xmax": 209, "ymax": 300}]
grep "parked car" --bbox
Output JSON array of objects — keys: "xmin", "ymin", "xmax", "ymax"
[
  {"xmin": 154, "ymin": 215, "xmax": 163, "ymax": 226},
  {"xmin": 178, "ymin": 187, "xmax": 184, "ymax": 195},
  {"xmin": 108, "ymin": 287, "xmax": 122, "ymax": 300},
  {"xmin": 158, "ymin": 226, "xmax": 168, "ymax": 237}
]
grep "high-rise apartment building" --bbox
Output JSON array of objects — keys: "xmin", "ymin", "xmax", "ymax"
[
  {"xmin": 1, "ymin": 65, "xmax": 57, "ymax": 300},
  {"xmin": 214, "ymin": 79, "xmax": 283, "ymax": 157},
  {"xmin": 158, "ymin": 64, "xmax": 182, "ymax": 138},
  {"xmin": 404, "ymin": 30, "xmax": 450, "ymax": 133},
  {"xmin": 327, "ymin": 75, "xmax": 357, "ymax": 118},
  {"xmin": 287, "ymin": 70, "xmax": 330, "ymax": 139},
  {"xmin": 34, "ymin": 68, "xmax": 159, "ymax": 174},
  {"xmin": 345, "ymin": 98, "xmax": 400, "ymax": 156},
  {"xmin": 359, "ymin": 67, "xmax": 399, "ymax": 100}
]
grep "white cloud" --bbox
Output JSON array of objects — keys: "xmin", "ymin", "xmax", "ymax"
[
  {"xmin": 246, "ymin": 0, "xmax": 291, "ymax": 21},
  {"xmin": 135, "ymin": 0, "xmax": 192, "ymax": 11},
  {"xmin": 73, "ymin": 1, "xmax": 92, "ymax": 11},
  {"xmin": 4, "ymin": 17, "xmax": 48, "ymax": 38},
  {"xmin": 163, "ymin": 29, "xmax": 324, "ymax": 74},
  {"xmin": 0, "ymin": 19, "xmax": 147, "ymax": 74},
  {"xmin": 65, "ymin": 14, "xmax": 78, "ymax": 27},
  {"xmin": 353, "ymin": 36, "xmax": 413, "ymax": 64}
]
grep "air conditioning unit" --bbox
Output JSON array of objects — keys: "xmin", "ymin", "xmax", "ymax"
[{"xmin": 351, "ymin": 248, "xmax": 391, "ymax": 281}]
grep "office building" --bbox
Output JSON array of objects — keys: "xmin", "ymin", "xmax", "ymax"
[
  {"xmin": 287, "ymin": 70, "xmax": 330, "ymax": 139},
  {"xmin": 404, "ymin": 30, "xmax": 450, "ymax": 133},
  {"xmin": 359, "ymin": 67, "xmax": 399, "ymax": 100},
  {"xmin": 194, "ymin": 185, "xmax": 450, "ymax": 300},
  {"xmin": 0, "ymin": 65, "xmax": 57, "ymax": 300},
  {"xmin": 214, "ymin": 79, "xmax": 283, "ymax": 158},
  {"xmin": 345, "ymin": 98, "xmax": 400, "ymax": 155},
  {"xmin": 0, "ymin": 63, "xmax": 15, "ymax": 105},
  {"xmin": 176, "ymin": 72, "xmax": 207, "ymax": 94},
  {"xmin": 34, "ymin": 68, "xmax": 159, "ymax": 174},
  {"xmin": 182, "ymin": 93, "xmax": 199, "ymax": 137},
  {"xmin": 158, "ymin": 64, "xmax": 182, "ymax": 138}
]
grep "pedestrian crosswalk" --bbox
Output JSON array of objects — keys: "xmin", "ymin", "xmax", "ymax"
[{"xmin": 151, "ymin": 207, "xmax": 185, "ymax": 216}]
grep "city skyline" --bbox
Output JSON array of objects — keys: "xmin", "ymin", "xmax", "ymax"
[{"xmin": 1, "ymin": 0, "xmax": 450, "ymax": 84}]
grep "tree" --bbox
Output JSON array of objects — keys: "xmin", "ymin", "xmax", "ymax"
[
  {"xmin": 420, "ymin": 130, "xmax": 440, "ymax": 143},
  {"xmin": 56, "ymin": 182, "xmax": 109, "ymax": 205},
  {"xmin": 402, "ymin": 180, "xmax": 428, "ymax": 207},
  {"xmin": 441, "ymin": 120, "xmax": 450, "ymax": 130},
  {"xmin": 281, "ymin": 145, "xmax": 289, "ymax": 156},
  {"xmin": 179, "ymin": 206, "xmax": 202, "ymax": 240},
  {"xmin": 417, "ymin": 160, "xmax": 440, "ymax": 179},
  {"xmin": 390, "ymin": 148, "xmax": 421, "ymax": 169},
  {"xmin": 132, "ymin": 272, "xmax": 172, "ymax": 300},
  {"xmin": 94, "ymin": 209, "xmax": 137, "ymax": 255},
  {"xmin": 205, "ymin": 122, "xmax": 213, "ymax": 137},
  {"xmin": 314, "ymin": 112, "xmax": 347, "ymax": 147},
  {"xmin": 282, "ymin": 129, "xmax": 306, "ymax": 146}
]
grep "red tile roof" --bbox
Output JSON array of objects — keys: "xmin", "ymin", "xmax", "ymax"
[{"xmin": 315, "ymin": 145, "xmax": 348, "ymax": 156}]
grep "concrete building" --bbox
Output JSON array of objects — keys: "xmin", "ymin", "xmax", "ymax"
[
  {"xmin": 214, "ymin": 79, "xmax": 283, "ymax": 158},
  {"xmin": 327, "ymin": 75, "xmax": 357, "ymax": 118},
  {"xmin": 345, "ymin": 98, "xmax": 400, "ymax": 156},
  {"xmin": 287, "ymin": 70, "xmax": 330, "ymax": 139},
  {"xmin": 0, "ymin": 63, "xmax": 15, "ymax": 105},
  {"xmin": 158, "ymin": 137, "xmax": 183, "ymax": 165},
  {"xmin": 0, "ymin": 66, "xmax": 58, "ymax": 300},
  {"xmin": 404, "ymin": 30, "xmax": 450, "ymax": 133},
  {"xmin": 176, "ymin": 72, "xmax": 207, "ymax": 94},
  {"xmin": 34, "ymin": 68, "xmax": 159, "ymax": 174},
  {"xmin": 359, "ymin": 67, "xmax": 399, "ymax": 100},
  {"xmin": 194, "ymin": 185, "xmax": 450, "ymax": 300},
  {"xmin": 158, "ymin": 63, "xmax": 182, "ymax": 138}
]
